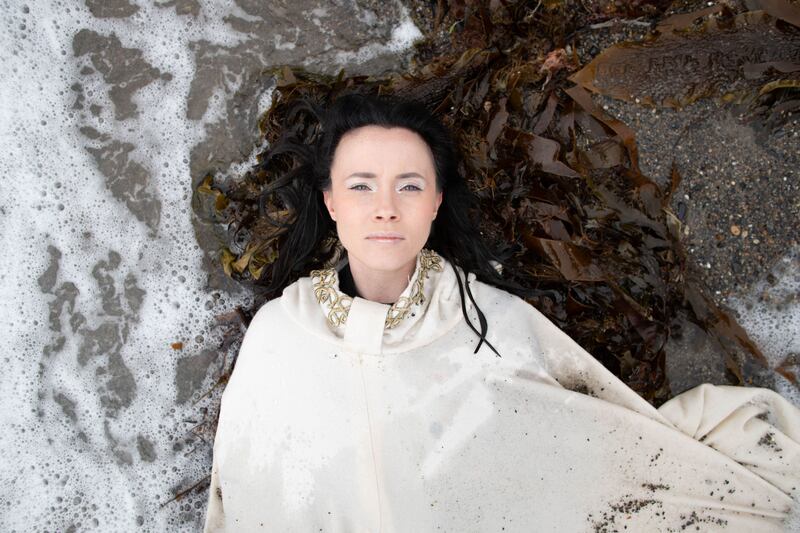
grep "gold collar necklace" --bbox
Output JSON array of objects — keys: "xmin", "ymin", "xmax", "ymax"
[{"xmin": 310, "ymin": 248, "xmax": 444, "ymax": 330}]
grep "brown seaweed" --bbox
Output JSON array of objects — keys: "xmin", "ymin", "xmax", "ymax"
[
  {"xmin": 571, "ymin": 9, "xmax": 800, "ymax": 108},
  {"xmin": 191, "ymin": 1, "xmax": 785, "ymax": 425}
]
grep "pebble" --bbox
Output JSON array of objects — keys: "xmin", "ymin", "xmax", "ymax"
[{"xmin": 730, "ymin": 224, "xmax": 741, "ymax": 236}]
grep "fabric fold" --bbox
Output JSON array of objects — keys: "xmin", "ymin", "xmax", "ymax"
[{"xmin": 659, "ymin": 383, "xmax": 800, "ymax": 498}]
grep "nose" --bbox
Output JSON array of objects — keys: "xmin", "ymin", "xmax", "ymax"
[{"xmin": 373, "ymin": 187, "xmax": 399, "ymax": 221}]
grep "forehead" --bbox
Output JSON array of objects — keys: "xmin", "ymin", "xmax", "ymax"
[{"xmin": 331, "ymin": 126, "xmax": 435, "ymax": 173}]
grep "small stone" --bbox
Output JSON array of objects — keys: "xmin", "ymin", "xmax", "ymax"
[{"xmin": 730, "ymin": 224, "xmax": 741, "ymax": 236}]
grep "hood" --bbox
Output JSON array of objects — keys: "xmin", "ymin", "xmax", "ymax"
[{"xmin": 279, "ymin": 249, "xmax": 475, "ymax": 355}]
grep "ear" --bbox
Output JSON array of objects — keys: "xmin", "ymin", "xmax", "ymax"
[
  {"xmin": 433, "ymin": 191, "xmax": 443, "ymax": 218},
  {"xmin": 323, "ymin": 189, "xmax": 336, "ymax": 221}
]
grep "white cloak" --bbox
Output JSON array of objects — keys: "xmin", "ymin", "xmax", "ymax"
[{"xmin": 203, "ymin": 249, "xmax": 799, "ymax": 532}]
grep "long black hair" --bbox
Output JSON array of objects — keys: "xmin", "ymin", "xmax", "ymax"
[{"xmin": 256, "ymin": 92, "xmax": 533, "ymax": 356}]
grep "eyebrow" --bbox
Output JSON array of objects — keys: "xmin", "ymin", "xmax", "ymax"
[{"xmin": 346, "ymin": 172, "xmax": 427, "ymax": 179}]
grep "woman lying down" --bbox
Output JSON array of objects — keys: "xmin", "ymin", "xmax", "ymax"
[{"xmin": 203, "ymin": 94, "xmax": 799, "ymax": 532}]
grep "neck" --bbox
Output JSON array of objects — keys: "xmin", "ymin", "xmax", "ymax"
[{"xmin": 347, "ymin": 254, "xmax": 418, "ymax": 304}]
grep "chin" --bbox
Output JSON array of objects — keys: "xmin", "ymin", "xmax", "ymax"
[{"xmin": 349, "ymin": 241, "xmax": 422, "ymax": 272}]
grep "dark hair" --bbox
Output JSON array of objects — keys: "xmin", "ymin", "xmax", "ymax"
[{"xmin": 257, "ymin": 92, "xmax": 532, "ymax": 357}]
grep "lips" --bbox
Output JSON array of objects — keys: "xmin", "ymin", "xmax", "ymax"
[{"xmin": 366, "ymin": 232, "xmax": 404, "ymax": 241}]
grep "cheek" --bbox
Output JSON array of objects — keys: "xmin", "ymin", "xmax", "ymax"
[
  {"xmin": 407, "ymin": 199, "xmax": 438, "ymax": 234},
  {"xmin": 414, "ymin": 193, "xmax": 439, "ymax": 216},
  {"xmin": 334, "ymin": 195, "xmax": 368, "ymax": 221}
]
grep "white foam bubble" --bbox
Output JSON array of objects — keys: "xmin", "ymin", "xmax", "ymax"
[
  {"xmin": 0, "ymin": 2, "xmax": 248, "ymax": 530},
  {"xmin": 332, "ymin": 7, "xmax": 423, "ymax": 66},
  {"xmin": 725, "ymin": 248, "xmax": 800, "ymax": 407}
]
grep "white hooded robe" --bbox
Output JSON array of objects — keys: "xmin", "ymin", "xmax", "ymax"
[{"xmin": 203, "ymin": 249, "xmax": 799, "ymax": 532}]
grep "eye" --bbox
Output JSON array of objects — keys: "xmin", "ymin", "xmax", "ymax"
[
  {"xmin": 350, "ymin": 184, "xmax": 371, "ymax": 191},
  {"xmin": 400, "ymin": 184, "xmax": 422, "ymax": 192}
]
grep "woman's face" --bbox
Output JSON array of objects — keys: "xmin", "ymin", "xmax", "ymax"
[{"xmin": 323, "ymin": 125, "xmax": 443, "ymax": 274}]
